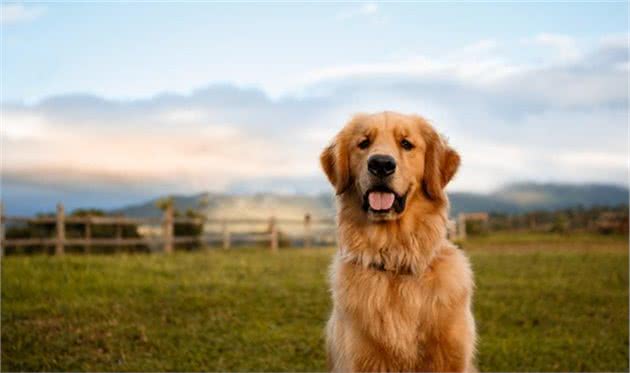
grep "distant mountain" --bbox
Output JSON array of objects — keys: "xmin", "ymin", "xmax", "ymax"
[
  {"xmin": 113, "ymin": 182, "xmax": 628, "ymax": 220},
  {"xmin": 450, "ymin": 183, "xmax": 628, "ymax": 215},
  {"xmin": 111, "ymin": 193, "xmax": 211, "ymax": 218},
  {"xmin": 492, "ymin": 182, "xmax": 629, "ymax": 211},
  {"xmin": 112, "ymin": 192, "xmax": 336, "ymax": 220},
  {"xmin": 448, "ymin": 192, "xmax": 520, "ymax": 216}
]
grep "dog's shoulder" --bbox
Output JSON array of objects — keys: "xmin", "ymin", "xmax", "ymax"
[{"xmin": 422, "ymin": 242, "xmax": 474, "ymax": 306}]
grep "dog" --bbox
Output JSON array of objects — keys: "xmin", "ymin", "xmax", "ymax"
[{"xmin": 320, "ymin": 112, "xmax": 476, "ymax": 372}]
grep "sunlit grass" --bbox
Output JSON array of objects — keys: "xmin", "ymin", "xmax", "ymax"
[{"xmin": 2, "ymin": 233, "xmax": 628, "ymax": 371}]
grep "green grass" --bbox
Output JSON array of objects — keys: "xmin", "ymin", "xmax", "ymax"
[{"xmin": 2, "ymin": 233, "xmax": 628, "ymax": 372}]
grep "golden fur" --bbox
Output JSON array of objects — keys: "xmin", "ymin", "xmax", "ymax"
[{"xmin": 320, "ymin": 112, "xmax": 476, "ymax": 372}]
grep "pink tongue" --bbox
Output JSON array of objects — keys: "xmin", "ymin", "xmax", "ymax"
[{"xmin": 368, "ymin": 192, "xmax": 395, "ymax": 211}]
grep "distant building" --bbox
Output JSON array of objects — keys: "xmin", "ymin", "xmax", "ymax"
[{"xmin": 595, "ymin": 212, "xmax": 629, "ymax": 234}]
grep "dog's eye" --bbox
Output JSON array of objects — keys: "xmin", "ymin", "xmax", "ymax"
[
  {"xmin": 358, "ymin": 139, "xmax": 370, "ymax": 149},
  {"xmin": 400, "ymin": 139, "xmax": 414, "ymax": 150}
]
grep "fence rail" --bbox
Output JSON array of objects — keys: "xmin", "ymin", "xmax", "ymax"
[{"xmin": 0, "ymin": 203, "xmax": 336, "ymax": 256}]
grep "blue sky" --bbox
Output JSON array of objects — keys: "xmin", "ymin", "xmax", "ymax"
[
  {"xmin": 4, "ymin": 2, "xmax": 627, "ymax": 100},
  {"xmin": 1, "ymin": 2, "xmax": 629, "ymax": 214}
]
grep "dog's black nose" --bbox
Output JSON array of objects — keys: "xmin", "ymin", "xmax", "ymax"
[{"xmin": 368, "ymin": 154, "xmax": 396, "ymax": 178}]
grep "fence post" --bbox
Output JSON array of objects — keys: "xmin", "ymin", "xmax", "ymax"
[
  {"xmin": 198, "ymin": 217, "xmax": 207, "ymax": 251},
  {"xmin": 115, "ymin": 222, "xmax": 122, "ymax": 253},
  {"xmin": 269, "ymin": 216, "xmax": 278, "ymax": 252},
  {"xmin": 304, "ymin": 213, "xmax": 312, "ymax": 248},
  {"xmin": 0, "ymin": 202, "xmax": 4, "ymax": 257},
  {"xmin": 85, "ymin": 217, "xmax": 91, "ymax": 254},
  {"xmin": 163, "ymin": 204, "xmax": 174, "ymax": 254},
  {"xmin": 55, "ymin": 203, "xmax": 65, "ymax": 255},
  {"xmin": 221, "ymin": 219, "xmax": 231, "ymax": 250},
  {"xmin": 446, "ymin": 219, "xmax": 457, "ymax": 241},
  {"xmin": 457, "ymin": 213, "xmax": 467, "ymax": 241}
]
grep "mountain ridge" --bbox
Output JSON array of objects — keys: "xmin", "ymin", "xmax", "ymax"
[{"xmin": 111, "ymin": 182, "xmax": 629, "ymax": 219}]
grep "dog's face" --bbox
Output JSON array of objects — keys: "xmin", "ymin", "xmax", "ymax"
[{"xmin": 321, "ymin": 112, "xmax": 460, "ymax": 222}]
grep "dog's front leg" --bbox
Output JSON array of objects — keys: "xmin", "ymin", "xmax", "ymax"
[{"xmin": 426, "ymin": 298, "xmax": 477, "ymax": 373}]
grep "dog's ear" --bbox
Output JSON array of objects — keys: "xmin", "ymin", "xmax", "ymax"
[
  {"xmin": 422, "ymin": 130, "xmax": 460, "ymax": 202},
  {"xmin": 320, "ymin": 135, "xmax": 351, "ymax": 195}
]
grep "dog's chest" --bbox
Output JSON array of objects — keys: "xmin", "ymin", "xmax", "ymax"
[
  {"xmin": 334, "ymin": 264, "xmax": 440, "ymax": 356},
  {"xmin": 342, "ymin": 270, "xmax": 435, "ymax": 316}
]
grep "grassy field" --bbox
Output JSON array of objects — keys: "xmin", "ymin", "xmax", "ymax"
[{"xmin": 2, "ymin": 233, "xmax": 628, "ymax": 372}]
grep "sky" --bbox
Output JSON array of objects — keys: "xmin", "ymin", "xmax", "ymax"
[{"xmin": 1, "ymin": 2, "xmax": 629, "ymax": 214}]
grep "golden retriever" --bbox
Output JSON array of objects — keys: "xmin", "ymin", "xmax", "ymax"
[{"xmin": 320, "ymin": 112, "xmax": 476, "ymax": 372}]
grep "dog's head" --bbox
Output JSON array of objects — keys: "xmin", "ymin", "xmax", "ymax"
[{"xmin": 320, "ymin": 112, "xmax": 460, "ymax": 222}]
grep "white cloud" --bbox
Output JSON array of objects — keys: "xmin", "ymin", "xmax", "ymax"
[
  {"xmin": 290, "ymin": 39, "xmax": 540, "ymax": 94},
  {"xmin": 556, "ymin": 151, "xmax": 628, "ymax": 169},
  {"xmin": 2, "ymin": 110, "xmax": 302, "ymax": 190},
  {"xmin": 335, "ymin": 3, "xmax": 384, "ymax": 23},
  {"xmin": 158, "ymin": 108, "xmax": 208, "ymax": 125},
  {"xmin": 0, "ymin": 4, "xmax": 45, "ymax": 25},
  {"xmin": 523, "ymin": 33, "xmax": 580, "ymax": 62},
  {"xmin": 457, "ymin": 39, "xmax": 499, "ymax": 56},
  {"xmin": 1, "ymin": 33, "xmax": 627, "ymax": 206},
  {"xmin": 0, "ymin": 111, "xmax": 48, "ymax": 140},
  {"xmin": 296, "ymin": 34, "xmax": 628, "ymax": 110},
  {"xmin": 361, "ymin": 3, "xmax": 378, "ymax": 14},
  {"xmin": 599, "ymin": 33, "xmax": 629, "ymax": 48},
  {"xmin": 295, "ymin": 54, "xmax": 526, "ymax": 93}
]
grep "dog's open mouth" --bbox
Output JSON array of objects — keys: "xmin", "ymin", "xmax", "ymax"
[{"xmin": 362, "ymin": 186, "xmax": 407, "ymax": 214}]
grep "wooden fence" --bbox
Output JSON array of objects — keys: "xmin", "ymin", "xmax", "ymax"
[{"xmin": 0, "ymin": 203, "xmax": 336, "ymax": 256}]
